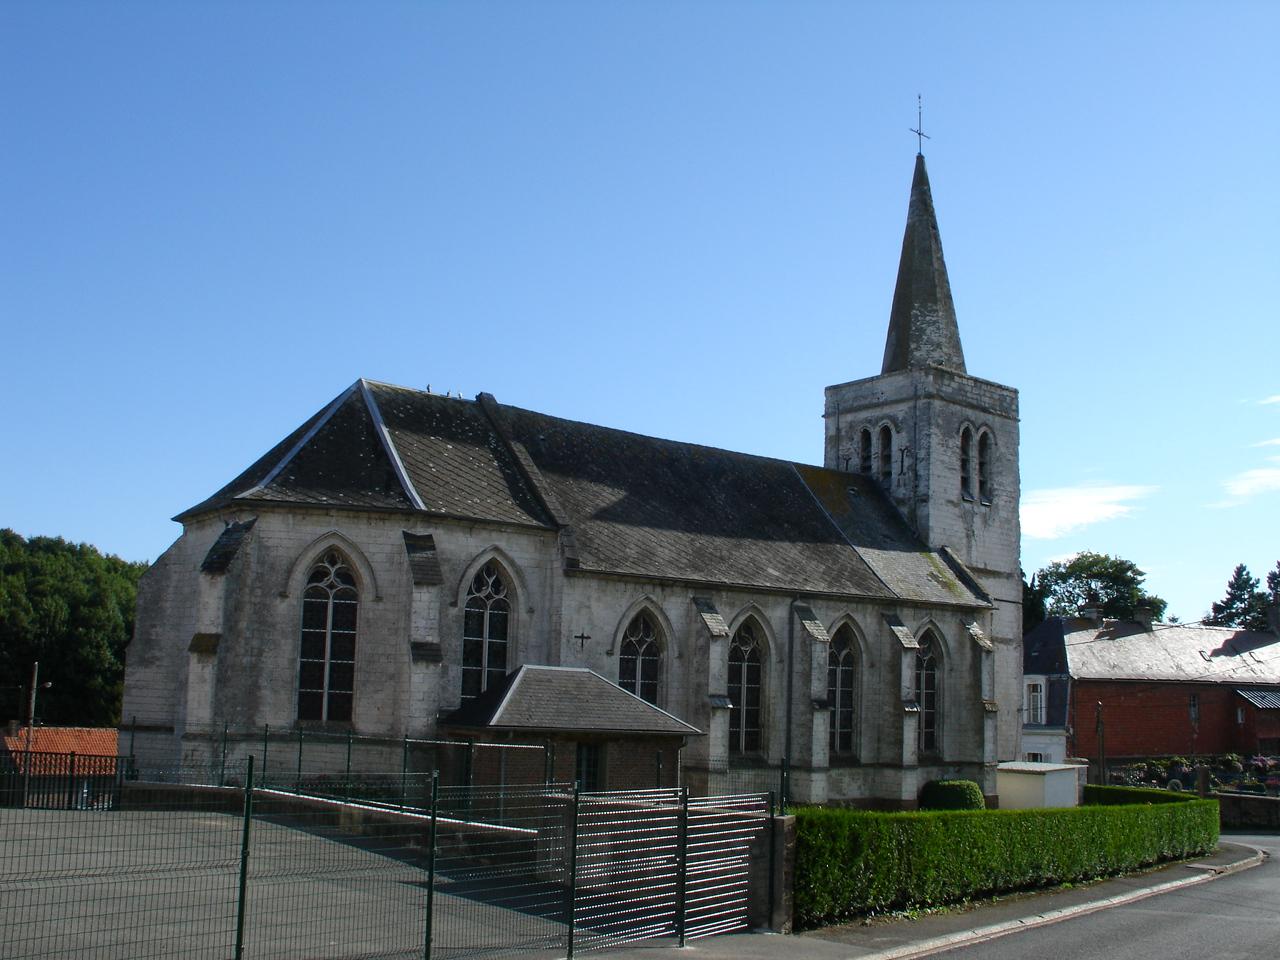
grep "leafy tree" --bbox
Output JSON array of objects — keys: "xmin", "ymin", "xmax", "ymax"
[
  {"xmin": 0, "ymin": 530, "xmax": 148, "ymax": 727},
  {"xmin": 1033, "ymin": 551, "xmax": 1167, "ymax": 622},
  {"xmin": 1206, "ymin": 562, "xmax": 1275, "ymax": 631}
]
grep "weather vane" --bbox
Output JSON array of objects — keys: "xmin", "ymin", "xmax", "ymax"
[{"xmin": 909, "ymin": 94, "xmax": 930, "ymax": 154}]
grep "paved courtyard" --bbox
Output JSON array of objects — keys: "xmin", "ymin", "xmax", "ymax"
[{"xmin": 1, "ymin": 807, "xmax": 569, "ymax": 960}]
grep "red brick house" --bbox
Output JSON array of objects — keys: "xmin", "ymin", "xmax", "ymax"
[{"xmin": 1023, "ymin": 617, "xmax": 1280, "ymax": 763}]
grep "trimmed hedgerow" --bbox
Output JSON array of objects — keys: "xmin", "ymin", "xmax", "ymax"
[
  {"xmin": 793, "ymin": 797, "xmax": 1218, "ymax": 929},
  {"xmin": 1083, "ymin": 784, "xmax": 1197, "ymax": 805},
  {"xmin": 919, "ymin": 779, "xmax": 986, "ymax": 810}
]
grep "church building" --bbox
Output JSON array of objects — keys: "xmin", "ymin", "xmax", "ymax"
[{"xmin": 123, "ymin": 153, "xmax": 1022, "ymax": 806}]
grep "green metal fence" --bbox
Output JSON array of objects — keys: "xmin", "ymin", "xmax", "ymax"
[{"xmin": 1, "ymin": 754, "xmax": 773, "ymax": 959}]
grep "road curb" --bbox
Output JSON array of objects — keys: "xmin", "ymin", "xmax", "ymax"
[{"xmin": 848, "ymin": 846, "xmax": 1267, "ymax": 960}]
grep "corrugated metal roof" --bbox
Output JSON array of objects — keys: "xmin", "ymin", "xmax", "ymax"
[
  {"xmin": 1237, "ymin": 688, "xmax": 1280, "ymax": 710},
  {"xmin": 1062, "ymin": 619, "xmax": 1280, "ymax": 684}
]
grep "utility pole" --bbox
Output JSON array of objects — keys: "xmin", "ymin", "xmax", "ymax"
[
  {"xmin": 22, "ymin": 662, "xmax": 51, "ymax": 808},
  {"xmin": 1095, "ymin": 701, "xmax": 1106, "ymax": 786},
  {"xmin": 23, "ymin": 662, "xmax": 39, "ymax": 808}
]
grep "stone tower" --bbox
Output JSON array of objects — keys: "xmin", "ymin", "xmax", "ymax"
[{"xmin": 823, "ymin": 152, "xmax": 1022, "ymax": 756}]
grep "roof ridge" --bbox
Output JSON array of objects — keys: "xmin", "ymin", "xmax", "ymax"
[
  {"xmin": 240, "ymin": 382, "xmax": 361, "ymax": 499},
  {"xmin": 358, "ymin": 377, "xmax": 829, "ymax": 471},
  {"xmin": 790, "ymin": 463, "xmax": 901, "ymax": 601},
  {"xmin": 359, "ymin": 379, "xmax": 426, "ymax": 510},
  {"xmin": 475, "ymin": 392, "xmax": 573, "ymax": 529}
]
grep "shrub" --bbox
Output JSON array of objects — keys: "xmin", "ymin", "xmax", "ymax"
[
  {"xmin": 793, "ymin": 795, "xmax": 1218, "ymax": 928},
  {"xmin": 919, "ymin": 779, "xmax": 985, "ymax": 810},
  {"xmin": 1083, "ymin": 784, "xmax": 1198, "ymax": 805}
]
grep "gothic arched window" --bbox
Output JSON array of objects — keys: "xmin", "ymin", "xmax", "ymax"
[
  {"xmin": 878, "ymin": 425, "xmax": 893, "ymax": 485},
  {"xmin": 828, "ymin": 625, "xmax": 858, "ymax": 757},
  {"xmin": 619, "ymin": 611, "xmax": 662, "ymax": 705},
  {"xmin": 298, "ymin": 551, "xmax": 357, "ymax": 723},
  {"xmin": 960, "ymin": 426, "xmax": 974, "ymax": 500},
  {"xmin": 462, "ymin": 562, "xmax": 511, "ymax": 700},
  {"xmin": 859, "ymin": 428, "xmax": 873, "ymax": 474},
  {"xmin": 728, "ymin": 620, "xmax": 764, "ymax": 755},
  {"xmin": 915, "ymin": 632, "xmax": 940, "ymax": 756},
  {"xmin": 977, "ymin": 430, "xmax": 993, "ymax": 503}
]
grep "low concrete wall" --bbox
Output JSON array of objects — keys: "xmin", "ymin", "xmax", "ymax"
[{"xmin": 1215, "ymin": 791, "xmax": 1280, "ymax": 830}]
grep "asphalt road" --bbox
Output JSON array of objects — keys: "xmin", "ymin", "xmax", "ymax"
[{"xmin": 936, "ymin": 832, "xmax": 1279, "ymax": 960}]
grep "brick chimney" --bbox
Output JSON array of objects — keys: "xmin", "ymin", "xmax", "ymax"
[
  {"xmin": 1134, "ymin": 602, "xmax": 1155, "ymax": 630},
  {"xmin": 1078, "ymin": 592, "xmax": 1103, "ymax": 623}
]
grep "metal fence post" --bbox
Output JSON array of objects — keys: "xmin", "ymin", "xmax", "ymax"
[
  {"xmin": 423, "ymin": 771, "xmax": 440, "ymax": 960},
  {"xmin": 344, "ymin": 728, "xmax": 353, "ymax": 801},
  {"xmin": 780, "ymin": 756, "xmax": 790, "ymax": 809},
  {"xmin": 129, "ymin": 715, "xmax": 137, "ymax": 759},
  {"xmin": 295, "ymin": 727, "xmax": 303, "ymax": 793},
  {"xmin": 656, "ymin": 749, "xmax": 664, "ymax": 789},
  {"xmin": 566, "ymin": 785, "xmax": 581, "ymax": 959},
  {"xmin": 401, "ymin": 736, "xmax": 409, "ymax": 810},
  {"xmin": 262, "ymin": 724, "xmax": 269, "ymax": 788},
  {"xmin": 234, "ymin": 755, "xmax": 256, "ymax": 960},
  {"xmin": 67, "ymin": 752, "xmax": 78, "ymax": 809},
  {"xmin": 767, "ymin": 790, "xmax": 777, "ymax": 930},
  {"xmin": 676, "ymin": 786, "xmax": 689, "ymax": 948}
]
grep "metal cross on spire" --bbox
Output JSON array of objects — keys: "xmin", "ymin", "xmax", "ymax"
[{"xmin": 909, "ymin": 94, "xmax": 930, "ymax": 154}]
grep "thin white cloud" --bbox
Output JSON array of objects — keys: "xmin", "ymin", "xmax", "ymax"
[
  {"xmin": 1021, "ymin": 485, "xmax": 1158, "ymax": 540},
  {"xmin": 1252, "ymin": 438, "xmax": 1280, "ymax": 448},
  {"xmin": 1261, "ymin": 395, "xmax": 1280, "ymax": 406},
  {"xmin": 1224, "ymin": 458, "xmax": 1280, "ymax": 499}
]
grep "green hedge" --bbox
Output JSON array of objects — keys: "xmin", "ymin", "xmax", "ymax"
[
  {"xmin": 1083, "ymin": 784, "xmax": 1196, "ymax": 805},
  {"xmin": 919, "ymin": 779, "xmax": 985, "ymax": 810},
  {"xmin": 793, "ymin": 797, "xmax": 1218, "ymax": 928}
]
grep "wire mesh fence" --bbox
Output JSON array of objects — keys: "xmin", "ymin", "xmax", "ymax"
[
  {"xmin": 140, "ymin": 723, "xmax": 552, "ymax": 802},
  {"xmin": 1, "ymin": 751, "xmax": 775, "ymax": 960}
]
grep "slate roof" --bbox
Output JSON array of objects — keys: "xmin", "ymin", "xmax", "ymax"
[
  {"xmin": 441, "ymin": 666, "xmax": 701, "ymax": 736},
  {"xmin": 176, "ymin": 379, "xmax": 989, "ymax": 606},
  {"xmin": 882, "ymin": 153, "xmax": 966, "ymax": 375},
  {"xmin": 1031, "ymin": 617, "xmax": 1280, "ymax": 685},
  {"xmin": 3, "ymin": 726, "xmax": 119, "ymax": 761}
]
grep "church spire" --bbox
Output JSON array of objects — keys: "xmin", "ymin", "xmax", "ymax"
[{"xmin": 881, "ymin": 153, "xmax": 966, "ymax": 375}]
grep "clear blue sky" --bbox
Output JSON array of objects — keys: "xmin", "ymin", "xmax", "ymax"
[{"xmin": 4, "ymin": 0, "xmax": 1277, "ymax": 622}]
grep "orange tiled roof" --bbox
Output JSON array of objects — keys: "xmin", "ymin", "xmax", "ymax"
[{"xmin": 2, "ymin": 726, "xmax": 119, "ymax": 758}]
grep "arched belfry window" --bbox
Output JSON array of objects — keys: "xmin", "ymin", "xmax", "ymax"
[
  {"xmin": 977, "ymin": 431, "xmax": 993, "ymax": 503},
  {"xmin": 878, "ymin": 425, "xmax": 893, "ymax": 485},
  {"xmin": 915, "ymin": 633, "xmax": 940, "ymax": 756},
  {"xmin": 462, "ymin": 562, "xmax": 511, "ymax": 700},
  {"xmin": 960, "ymin": 427, "xmax": 974, "ymax": 500},
  {"xmin": 298, "ymin": 551, "xmax": 358, "ymax": 723},
  {"xmin": 858, "ymin": 429, "xmax": 873, "ymax": 474},
  {"xmin": 619, "ymin": 611, "xmax": 662, "ymax": 705},
  {"xmin": 828, "ymin": 625, "xmax": 858, "ymax": 757},
  {"xmin": 728, "ymin": 620, "xmax": 764, "ymax": 755}
]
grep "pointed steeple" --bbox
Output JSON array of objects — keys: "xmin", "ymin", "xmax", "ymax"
[{"xmin": 881, "ymin": 153, "xmax": 966, "ymax": 374}]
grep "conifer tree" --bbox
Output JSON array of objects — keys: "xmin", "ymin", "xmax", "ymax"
[{"xmin": 1206, "ymin": 563, "xmax": 1269, "ymax": 631}]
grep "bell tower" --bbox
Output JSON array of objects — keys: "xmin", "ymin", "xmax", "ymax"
[{"xmin": 824, "ymin": 152, "xmax": 1022, "ymax": 753}]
